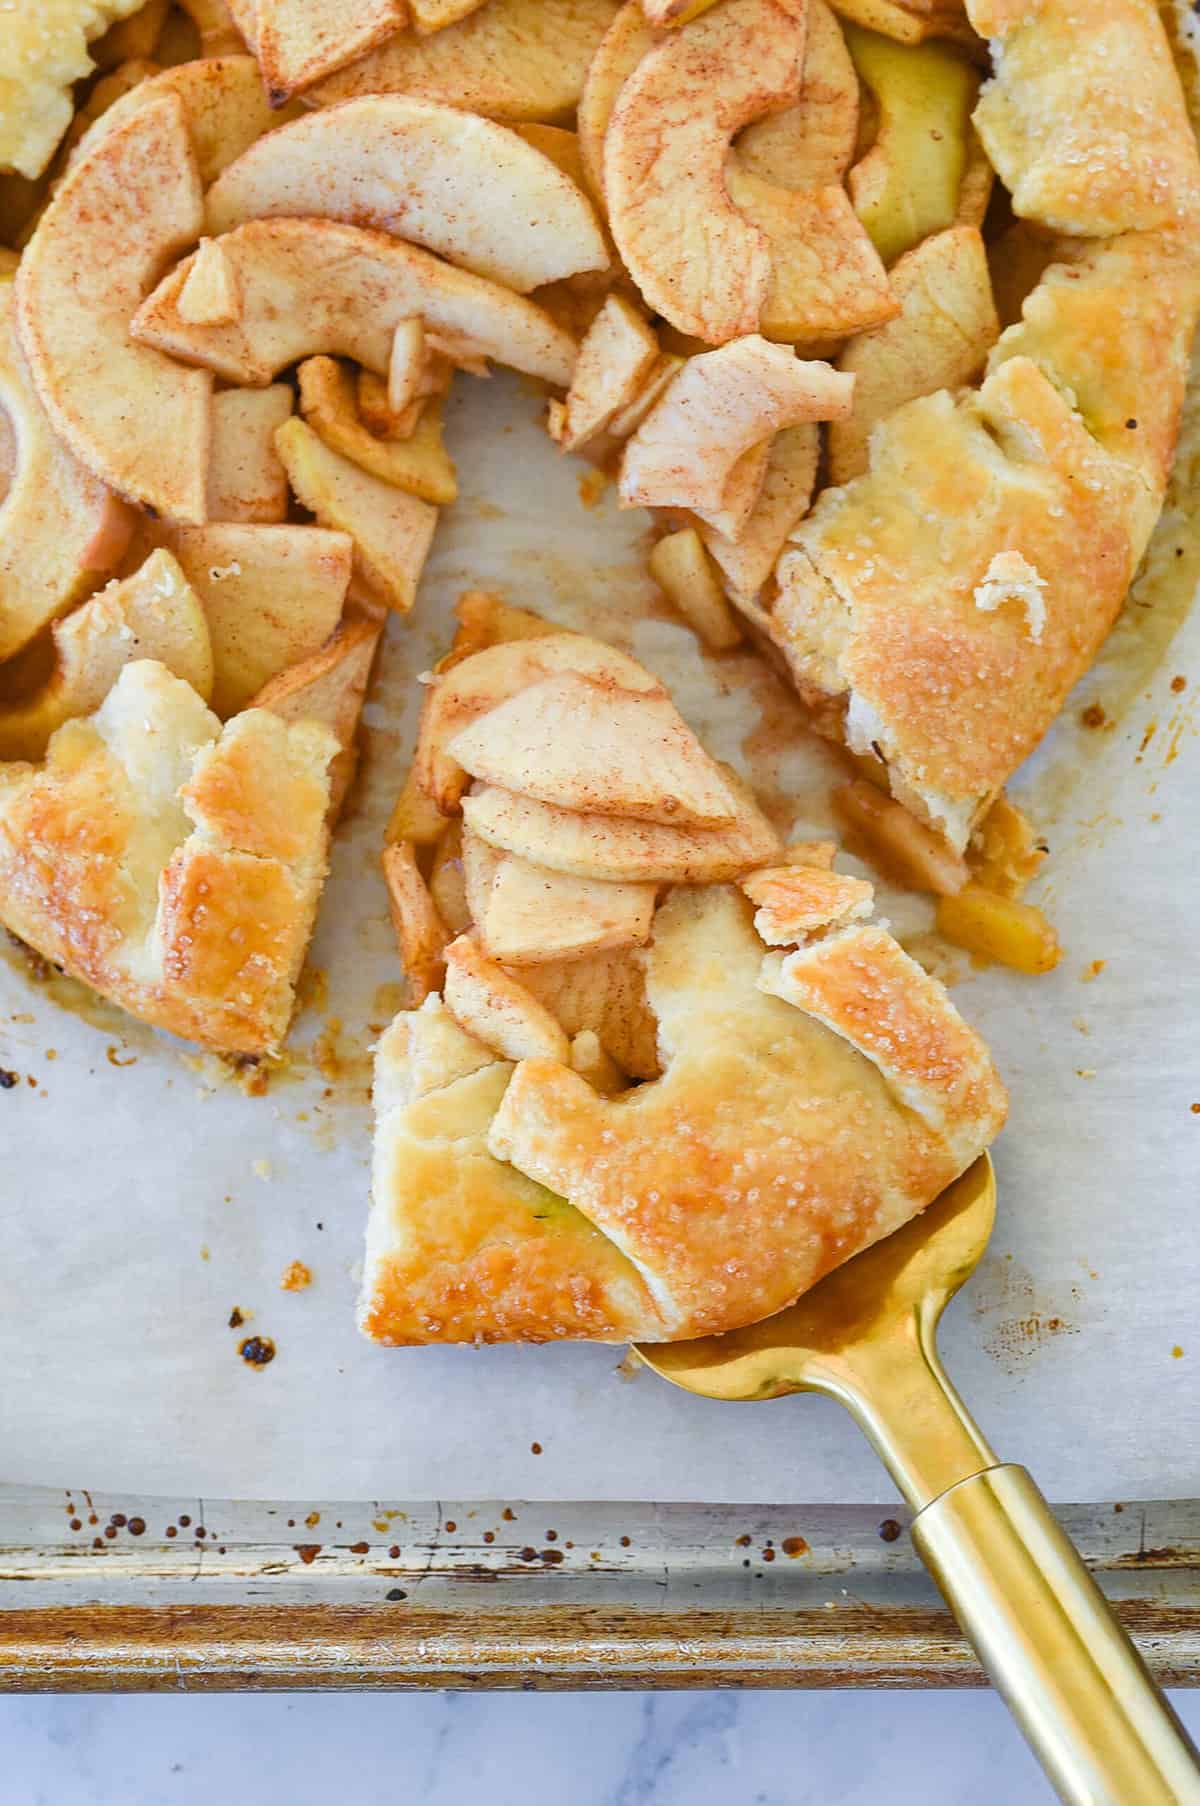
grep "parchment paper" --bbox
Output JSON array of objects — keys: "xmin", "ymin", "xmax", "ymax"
[{"xmin": 2, "ymin": 367, "xmax": 1198, "ymax": 1506}]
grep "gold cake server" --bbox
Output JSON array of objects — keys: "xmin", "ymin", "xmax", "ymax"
[{"xmin": 636, "ymin": 1156, "xmax": 1200, "ymax": 1804}]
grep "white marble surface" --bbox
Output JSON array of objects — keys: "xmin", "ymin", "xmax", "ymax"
[{"xmin": 3, "ymin": 1689, "xmax": 1198, "ymax": 1803}]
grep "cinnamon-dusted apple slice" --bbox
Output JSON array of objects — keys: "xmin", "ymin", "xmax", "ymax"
[
  {"xmin": 722, "ymin": 169, "xmax": 898, "ymax": 342},
  {"xmin": 462, "ymin": 778, "xmax": 780, "ymax": 884},
  {"xmin": 206, "ymin": 384, "xmax": 293, "ymax": 522},
  {"xmin": 178, "ymin": 237, "xmax": 241, "ymax": 325},
  {"xmin": 826, "ymin": 0, "xmax": 969, "ymax": 43},
  {"xmin": 577, "ymin": 1, "xmax": 657, "ymax": 201},
  {"xmin": 72, "ymin": 56, "xmax": 300, "ymax": 186},
  {"xmin": 358, "ymin": 349, "xmax": 454, "ymax": 439},
  {"xmin": 448, "ymin": 670, "xmax": 741, "ymax": 826},
  {"xmin": 16, "ymin": 94, "xmax": 211, "ymax": 523},
  {"xmin": 619, "ymin": 337, "xmax": 852, "ymax": 519},
  {"xmin": 157, "ymin": 521, "xmax": 353, "ymax": 715},
  {"xmin": 641, "ymin": 0, "xmax": 719, "ymax": 19},
  {"xmin": 206, "ymin": 96, "xmax": 608, "ymax": 292},
  {"xmin": 604, "ymin": 0, "xmax": 806, "ymax": 342},
  {"xmin": 604, "ymin": 352, "xmax": 684, "ymax": 440},
  {"xmin": 382, "ymin": 842, "xmax": 451, "ymax": 1005},
  {"xmin": 459, "ymin": 822, "xmax": 503, "ymax": 925},
  {"xmin": 177, "ymin": 0, "xmax": 245, "ymax": 52},
  {"xmin": 132, "ymin": 218, "xmax": 577, "ymax": 388},
  {"xmin": 519, "ymin": 947, "xmax": 660, "ymax": 1079},
  {"xmin": 313, "ymin": 0, "xmax": 621, "ymax": 122},
  {"xmin": 415, "ymin": 633, "xmax": 660, "ymax": 813},
  {"xmin": 275, "ymin": 416, "xmax": 438, "ymax": 614},
  {"xmin": 829, "ymin": 223, "xmax": 997, "ymax": 483},
  {"xmin": 297, "ymin": 356, "xmax": 457, "ymax": 506},
  {"xmin": 475, "ymin": 853, "xmax": 656, "ymax": 965},
  {"xmin": 845, "ymin": 24, "xmax": 978, "ymax": 266},
  {"xmin": 387, "ymin": 319, "xmax": 426, "ymax": 418},
  {"xmin": 254, "ymin": 0, "xmax": 406, "ymax": 103},
  {"xmin": 251, "ymin": 612, "xmax": 381, "ymax": 745},
  {"xmin": 698, "ymin": 422, "xmax": 818, "ymax": 602},
  {"xmin": 737, "ymin": 0, "xmax": 858, "ymax": 189},
  {"xmin": 647, "ymin": 529, "xmax": 742, "ymax": 652},
  {"xmin": 251, "ymin": 611, "xmax": 382, "ymax": 814},
  {"xmin": 696, "ymin": 440, "xmax": 772, "ymax": 541},
  {"xmin": 547, "ymin": 294, "xmax": 659, "ymax": 452},
  {"xmin": 410, "ymin": 0, "xmax": 488, "ymax": 27},
  {"xmin": 0, "ymin": 281, "xmax": 132, "ymax": 662},
  {"xmin": 444, "ymin": 933, "xmax": 571, "ymax": 1063},
  {"xmin": 0, "ymin": 550, "xmax": 213, "ymax": 762},
  {"xmin": 91, "ymin": 1, "xmax": 170, "ymax": 66}
]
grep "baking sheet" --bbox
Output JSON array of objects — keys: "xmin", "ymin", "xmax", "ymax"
[{"xmin": 2, "ymin": 365, "xmax": 1199, "ymax": 1506}]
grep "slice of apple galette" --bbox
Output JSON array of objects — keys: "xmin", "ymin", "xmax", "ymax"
[{"xmin": 364, "ymin": 601, "xmax": 1006, "ymax": 1344}]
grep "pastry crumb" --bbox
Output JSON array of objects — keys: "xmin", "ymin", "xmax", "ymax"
[
  {"xmin": 1081, "ymin": 959, "xmax": 1106, "ymax": 982},
  {"xmin": 280, "ymin": 1260, "xmax": 312, "ymax": 1292},
  {"xmin": 973, "ymin": 551, "xmax": 1047, "ymax": 643},
  {"xmin": 252, "ymin": 1157, "xmax": 272, "ymax": 1181}
]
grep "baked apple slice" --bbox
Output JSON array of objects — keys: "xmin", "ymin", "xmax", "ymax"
[
  {"xmin": 251, "ymin": 611, "xmax": 383, "ymax": 816},
  {"xmin": 0, "ymin": 280, "xmax": 132, "ymax": 662},
  {"xmin": 132, "ymin": 217, "xmax": 577, "ymax": 388},
  {"xmin": 296, "ymin": 357, "xmax": 456, "ymax": 506},
  {"xmin": 0, "ymin": 550, "xmax": 213, "ymax": 762},
  {"xmin": 547, "ymin": 294, "xmax": 659, "ymax": 452},
  {"xmin": 472, "ymin": 851, "xmax": 656, "ymax": 966},
  {"xmin": 206, "ymin": 384, "xmax": 293, "ymax": 523},
  {"xmin": 603, "ymin": 0, "xmax": 806, "ymax": 342},
  {"xmin": 71, "ymin": 55, "xmax": 300, "ymax": 186},
  {"xmin": 414, "ymin": 632, "xmax": 659, "ymax": 814},
  {"xmin": 698, "ymin": 422, "xmax": 819, "ymax": 602},
  {"xmin": 312, "ymin": 0, "xmax": 622, "ymax": 122},
  {"xmin": 156, "ymin": 520, "xmax": 353, "ymax": 715},
  {"xmin": 446, "ymin": 670, "xmax": 741, "ymax": 826},
  {"xmin": 461, "ymin": 782, "xmax": 779, "ymax": 884},
  {"xmin": 16, "ymin": 93, "xmax": 211, "ymax": 523},
  {"xmin": 253, "ymin": 0, "xmax": 406, "ymax": 103},
  {"xmin": 275, "ymin": 417, "xmax": 439, "ymax": 614},
  {"xmin": 619, "ymin": 336, "xmax": 852, "ymax": 519},
  {"xmin": 206, "ymin": 96, "xmax": 608, "ymax": 293},
  {"xmin": 829, "ymin": 223, "xmax": 998, "ymax": 483},
  {"xmin": 845, "ymin": 24, "xmax": 978, "ymax": 265}
]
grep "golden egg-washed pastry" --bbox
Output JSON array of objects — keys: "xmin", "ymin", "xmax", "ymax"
[
  {"xmin": 0, "ymin": 0, "xmax": 148, "ymax": 179},
  {"xmin": 0, "ymin": 660, "xmax": 337, "ymax": 1054},
  {"xmin": 967, "ymin": 0, "xmax": 1200, "ymax": 235},
  {"xmin": 764, "ymin": 0, "xmax": 1200, "ymax": 849},
  {"xmin": 362, "ymin": 608, "xmax": 1005, "ymax": 1343}
]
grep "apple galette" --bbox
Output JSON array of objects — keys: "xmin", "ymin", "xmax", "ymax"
[
  {"xmin": 1, "ymin": 0, "xmax": 1196, "ymax": 1341},
  {"xmin": 364, "ymin": 604, "xmax": 1006, "ymax": 1342}
]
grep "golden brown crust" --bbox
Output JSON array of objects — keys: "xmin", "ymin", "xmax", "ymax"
[
  {"xmin": 771, "ymin": 356, "xmax": 1155, "ymax": 844},
  {"xmin": 764, "ymin": 1, "xmax": 1200, "ymax": 846},
  {"xmin": 360, "ymin": 1003, "xmax": 664, "ymax": 1344},
  {"xmin": 363, "ymin": 884, "xmax": 1005, "ymax": 1343},
  {"xmin": 760, "ymin": 924, "xmax": 1005, "ymax": 1165},
  {"xmin": 486, "ymin": 887, "xmax": 1004, "ymax": 1338},
  {"xmin": 986, "ymin": 228, "xmax": 1200, "ymax": 498},
  {"xmin": 968, "ymin": 0, "xmax": 1200, "ymax": 235},
  {"xmin": 0, "ymin": 661, "xmax": 335, "ymax": 1054}
]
